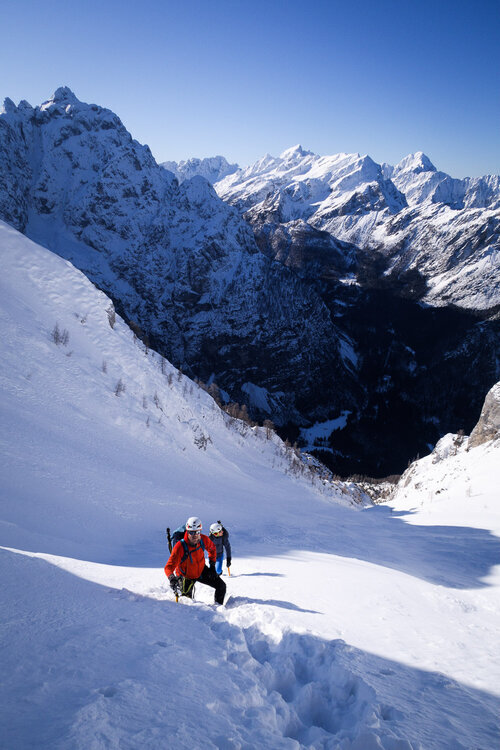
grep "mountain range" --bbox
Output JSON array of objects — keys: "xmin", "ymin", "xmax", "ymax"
[
  {"xmin": 1, "ymin": 88, "xmax": 499, "ymax": 475},
  {"xmin": 215, "ymin": 145, "xmax": 500, "ymax": 311}
]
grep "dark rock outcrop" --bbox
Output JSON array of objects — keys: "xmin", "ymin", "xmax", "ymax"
[{"xmin": 469, "ymin": 383, "xmax": 500, "ymax": 448}]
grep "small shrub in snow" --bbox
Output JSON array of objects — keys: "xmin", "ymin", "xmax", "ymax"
[
  {"xmin": 51, "ymin": 323, "xmax": 70, "ymax": 346},
  {"xmin": 114, "ymin": 378, "xmax": 126, "ymax": 396},
  {"xmin": 263, "ymin": 419, "xmax": 275, "ymax": 439},
  {"xmin": 194, "ymin": 433, "xmax": 212, "ymax": 450},
  {"xmin": 102, "ymin": 360, "xmax": 108, "ymax": 373},
  {"xmin": 207, "ymin": 382, "xmax": 222, "ymax": 406},
  {"xmin": 223, "ymin": 402, "xmax": 255, "ymax": 426}
]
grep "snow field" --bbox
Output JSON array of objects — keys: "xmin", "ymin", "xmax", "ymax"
[{"xmin": 1, "ymin": 221, "xmax": 499, "ymax": 748}]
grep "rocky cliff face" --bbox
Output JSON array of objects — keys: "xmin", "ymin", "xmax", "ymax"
[
  {"xmin": 469, "ymin": 382, "xmax": 500, "ymax": 448},
  {"xmin": 0, "ymin": 89, "xmax": 359, "ymax": 426}
]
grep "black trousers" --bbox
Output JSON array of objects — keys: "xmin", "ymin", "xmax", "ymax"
[{"xmin": 179, "ymin": 566, "xmax": 226, "ymax": 604}]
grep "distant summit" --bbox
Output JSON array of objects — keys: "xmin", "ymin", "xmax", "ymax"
[
  {"xmin": 279, "ymin": 144, "xmax": 315, "ymax": 161},
  {"xmin": 393, "ymin": 152, "xmax": 437, "ymax": 175},
  {"xmin": 41, "ymin": 86, "xmax": 80, "ymax": 108},
  {"xmin": 161, "ymin": 155, "xmax": 239, "ymax": 185}
]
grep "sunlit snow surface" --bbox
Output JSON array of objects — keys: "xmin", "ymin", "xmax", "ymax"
[{"xmin": 1, "ymin": 220, "xmax": 499, "ymax": 749}]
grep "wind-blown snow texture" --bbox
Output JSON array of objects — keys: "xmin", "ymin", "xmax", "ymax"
[
  {"xmin": 1, "ymin": 221, "xmax": 499, "ymax": 749},
  {"xmin": 215, "ymin": 146, "xmax": 500, "ymax": 310}
]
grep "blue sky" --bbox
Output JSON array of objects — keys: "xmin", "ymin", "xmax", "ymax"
[{"xmin": 1, "ymin": 0, "xmax": 499, "ymax": 176}]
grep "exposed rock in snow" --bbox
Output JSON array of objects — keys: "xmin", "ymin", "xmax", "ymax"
[{"xmin": 469, "ymin": 381, "xmax": 500, "ymax": 448}]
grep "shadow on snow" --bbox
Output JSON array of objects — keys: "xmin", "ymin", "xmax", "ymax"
[{"xmin": 1, "ymin": 548, "xmax": 498, "ymax": 750}]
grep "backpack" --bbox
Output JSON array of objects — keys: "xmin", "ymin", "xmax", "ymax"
[{"xmin": 171, "ymin": 524, "xmax": 186, "ymax": 547}]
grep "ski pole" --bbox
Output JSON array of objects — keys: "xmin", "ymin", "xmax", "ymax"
[{"xmin": 166, "ymin": 527, "xmax": 172, "ymax": 553}]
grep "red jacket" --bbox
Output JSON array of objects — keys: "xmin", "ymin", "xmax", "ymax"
[{"xmin": 164, "ymin": 532, "xmax": 216, "ymax": 580}]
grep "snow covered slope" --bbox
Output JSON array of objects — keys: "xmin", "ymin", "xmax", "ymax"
[
  {"xmin": 1, "ymin": 222, "xmax": 499, "ymax": 748},
  {"xmin": 216, "ymin": 147, "xmax": 500, "ymax": 310}
]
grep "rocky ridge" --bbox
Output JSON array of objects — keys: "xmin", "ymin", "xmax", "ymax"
[
  {"xmin": 0, "ymin": 89, "xmax": 358, "ymax": 426},
  {"xmin": 215, "ymin": 146, "xmax": 500, "ymax": 311}
]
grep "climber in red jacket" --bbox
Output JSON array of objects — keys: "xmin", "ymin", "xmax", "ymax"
[{"xmin": 165, "ymin": 516, "xmax": 226, "ymax": 604}]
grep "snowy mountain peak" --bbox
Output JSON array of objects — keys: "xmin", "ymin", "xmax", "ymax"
[
  {"xmin": 161, "ymin": 155, "xmax": 239, "ymax": 185},
  {"xmin": 1, "ymin": 97, "xmax": 16, "ymax": 114},
  {"xmin": 394, "ymin": 151, "xmax": 436, "ymax": 175},
  {"xmin": 40, "ymin": 86, "xmax": 81, "ymax": 111},
  {"xmin": 279, "ymin": 144, "xmax": 314, "ymax": 161},
  {"xmin": 1, "ymin": 97, "xmax": 34, "ymax": 117}
]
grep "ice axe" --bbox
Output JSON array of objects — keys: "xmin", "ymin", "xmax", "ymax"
[{"xmin": 166, "ymin": 528, "xmax": 178, "ymax": 599}]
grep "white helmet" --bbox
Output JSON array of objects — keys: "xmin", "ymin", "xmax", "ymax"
[
  {"xmin": 186, "ymin": 516, "xmax": 202, "ymax": 532},
  {"xmin": 210, "ymin": 522, "xmax": 222, "ymax": 535}
]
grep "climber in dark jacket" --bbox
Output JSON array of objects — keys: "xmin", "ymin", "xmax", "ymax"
[{"xmin": 209, "ymin": 521, "xmax": 232, "ymax": 574}]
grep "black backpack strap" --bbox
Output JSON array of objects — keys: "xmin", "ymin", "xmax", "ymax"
[
  {"xmin": 179, "ymin": 539, "xmax": 189, "ymax": 563},
  {"xmin": 179, "ymin": 538, "xmax": 205, "ymax": 576}
]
